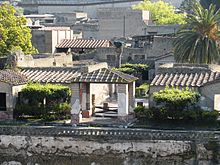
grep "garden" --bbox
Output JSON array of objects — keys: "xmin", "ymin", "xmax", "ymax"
[
  {"xmin": 14, "ymin": 83, "xmax": 71, "ymax": 122},
  {"xmin": 134, "ymin": 87, "xmax": 219, "ymax": 128}
]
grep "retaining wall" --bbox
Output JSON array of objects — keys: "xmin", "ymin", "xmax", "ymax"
[{"xmin": 0, "ymin": 126, "xmax": 220, "ymax": 163}]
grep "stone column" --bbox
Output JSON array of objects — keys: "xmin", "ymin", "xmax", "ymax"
[
  {"xmin": 117, "ymin": 84, "xmax": 129, "ymax": 121},
  {"xmin": 81, "ymin": 83, "xmax": 91, "ymax": 118},
  {"xmin": 81, "ymin": 83, "xmax": 87, "ymax": 111},
  {"xmin": 70, "ymin": 83, "xmax": 81, "ymax": 125},
  {"xmin": 128, "ymin": 81, "xmax": 135, "ymax": 113}
]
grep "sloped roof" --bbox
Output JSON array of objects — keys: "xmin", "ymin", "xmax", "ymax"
[
  {"xmin": 68, "ymin": 68, "xmax": 138, "ymax": 84},
  {"xmin": 151, "ymin": 64, "xmax": 220, "ymax": 87},
  {"xmin": 20, "ymin": 67, "xmax": 80, "ymax": 83},
  {"xmin": 56, "ymin": 39, "xmax": 110, "ymax": 49},
  {"xmin": 0, "ymin": 70, "xmax": 27, "ymax": 86}
]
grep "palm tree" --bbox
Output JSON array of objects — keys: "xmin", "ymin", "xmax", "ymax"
[{"xmin": 174, "ymin": 3, "xmax": 220, "ymax": 64}]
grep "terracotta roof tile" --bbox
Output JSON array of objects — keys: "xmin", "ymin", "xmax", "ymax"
[
  {"xmin": 21, "ymin": 67, "xmax": 80, "ymax": 83},
  {"xmin": 151, "ymin": 65, "xmax": 220, "ymax": 87},
  {"xmin": 0, "ymin": 70, "xmax": 27, "ymax": 85},
  {"xmin": 68, "ymin": 68, "xmax": 138, "ymax": 84},
  {"xmin": 56, "ymin": 39, "xmax": 111, "ymax": 49}
]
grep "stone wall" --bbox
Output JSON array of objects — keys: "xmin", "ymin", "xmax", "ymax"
[
  {"xmin": 95, "ymin": 36, "xmax": 174, "ymax": 66},
  {"xmin": 16, "ymin": 53, "xmax": 72, "ymax": 67},
  {"xmin": 200, "ymin": 82, "xmax": 220, "ymax": 110},
  {"xmin": 0, "ymin": 83, "xmax": 25, "ymax": 119},
  {"xmin": 97, "ymin": 8, "xmax": 149, "ymax": 39},
  {"xmin": 0, "ymin": 126, "xmax": 219, "ymax": 162}
]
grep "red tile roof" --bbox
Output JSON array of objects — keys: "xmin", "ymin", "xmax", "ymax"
[
  {"xmin": 68, "ymin": 68, "xmax": 138, "ymax": 84},
  {"xmin": 0, "ymin": 70, "xmax": 27, "ymax": 85},
  {"xmin": 56, "ymin": 39, "xmax": 111, "ymax": 49},
  {"xmin": 151, "ymin": 65, "xmax": 220, "ymax": 87},
  {"xmin": 21, "ymin": 67, "xmax": 80, "ymax": 83}
]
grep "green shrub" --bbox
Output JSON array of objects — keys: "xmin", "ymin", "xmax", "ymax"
[
  {"xmin": 134, "ymin": 106, "xmax": 219, "ymax": 124},
  {"xmin": 153, "ymin": 86, "xmax": 200, "ymax": 111},
  {"xmin": 113, "ymin": 63, "xmax": 148, "ymax": 79},
  {"xmin": 201, "ymin": 110, "xmax": 219, "ymax": 123},
  {"xmin": 14, "ymin": 83, "xmax": 71, "ymax": 121},
  {"xmin": 135, "ymin": 83, "xmax": 149, "ymax": 97}
]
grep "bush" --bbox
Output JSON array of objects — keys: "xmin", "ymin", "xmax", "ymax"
[
  {"xmin": 14, "ymin": 83, "xmax": 71, "ymax": 120},
  {"xmin": 153, "ymin": 86, "xmax": 200, "ymax": 111},
  {"xmin": 134, "ymin": 106, "xmax": 219, "ymax": 124},
  {"xmin": 135, "ymin": 83, "xmax": 149, "ymax": 97}
]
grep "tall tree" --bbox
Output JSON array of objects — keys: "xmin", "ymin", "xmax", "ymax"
[
  {"xmin": 174, "ymin": 3, "xmax": 220, "ymax": 64},
  {"xmin": 0, "ymin": 3, "xmax": 37, "ymax": 56},
  {"xmin": 132, "ymin": 0, "xmax": 186, "ymax": 25},
  {"xmin": 200, "ymin": 0, "xmax": 220, "ymax": 11}
]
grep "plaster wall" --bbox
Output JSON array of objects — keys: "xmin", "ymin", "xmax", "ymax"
[
  {"xmin": 0, "ymin": 83, "xmax": 25, "ymax": 119},
  {"xmin": 200, "ymin": 82, "xmax": 220, "ymax": 110},
  {"xmin": 118, "ymin": 84, "xmax": 129, "ymax": 116},
  {"xmin": 90, "ymin": 83, "xmax": 109, "ymax": 106},
  {"xmin": 17, "ymin": 54, "xmax": 72, "ymax": 67},
  {"xmin": 32, "ymin": 28, "xmax": 81, "ymax": 53}
]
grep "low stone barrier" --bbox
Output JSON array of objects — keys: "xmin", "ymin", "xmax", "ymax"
[{"xmin": 0, "ymin": 126, "xmax": 219, "ymax": 141}]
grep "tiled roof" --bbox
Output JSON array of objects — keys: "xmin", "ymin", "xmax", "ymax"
[
  {"xmin": 0, "ymin": 70, "xmax": 27, "ymax": 85},
  {"xmin": 68, "ymin": 68, "xmax": 138, "ymax": 84},
  {"xmin": 56, "ymin": 39, "xmax": 110, "ymax": 49},
  {"xmin": 20, "ymin": 67, "xmax": 80, "ymax": 83},
  {"xmin": 151, "ymin": 65, "xmax": 220, "ymax": 87}
]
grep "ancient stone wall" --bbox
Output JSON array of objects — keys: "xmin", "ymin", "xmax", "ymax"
[{"xmin": 0, "ymin": 126, "xmax": 219, "ymax": 162}]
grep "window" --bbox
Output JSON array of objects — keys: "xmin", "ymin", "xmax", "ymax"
[{"xmin": 0, "ymin": 93, "xmax": 6, "ymax": 111}]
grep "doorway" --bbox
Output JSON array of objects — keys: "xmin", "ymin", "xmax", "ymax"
[{"xmin": 0, "ymin": 93, "xmax": 6, "ymax": 111}]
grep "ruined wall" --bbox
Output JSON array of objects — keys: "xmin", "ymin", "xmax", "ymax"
[
  {"xmin": 97, "ymin": 8, "xmax": 149, "ymax": 39},
  {"xmin": 0, "ymin": 126, "xmax": 220, "ymax": 164},
  {"xmin": 0, "ymin": 84, "xmax": 25, "ymax": 119},
  {"xmin": 200, "ymin": 82, "xmax": 220, "ymax": 110},
  {"xmin": 16, "ymin": 53, "xmax": 72, "ymax": 67}
]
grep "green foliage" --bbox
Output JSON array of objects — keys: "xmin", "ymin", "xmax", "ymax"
[
  {"xmin": 174, "ymin": 2, "xmax": 220, "ymax": 64},
  {"xmin": 134, "ymin": 106, "xmax": 219, "ymax": 124},
  {"xmin": 132, "ymin": 0, "xmax": 186, "ymax": 25},
  {"xmin": 200, "ymin": 0, "xmax": 220, "ymax": 11},
  {"xmin": 153, "ymin": 86, "xmax": 200, "ymax": 119},
  {"xmin": 21, "ymin": 83, "xmax": 71, "ymax": 104},
  {"xmin": 0, "ymin": 4, "xmax": 37, "ymax": 56},
  {"xmin": 113, "ymin": 63, "xmax": 148, "ymax": 75},
  {"xmin": 153, "ymin": 86, "xmax": 200, "ymax": 111},
  {"xmin": 14, "ymin": 83, "xmax": 71, "ymax": 120},
  {"xmin": 135, "ymin": 83, "xmax": 149, "ymax": 97}
]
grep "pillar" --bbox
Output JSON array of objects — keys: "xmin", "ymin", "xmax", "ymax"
[
  {"xmin": 81, "ymin": 83, "xmax": 91, "ymax": 118},
  {"xmin": 70, "ymin": 83, "xmax": 81, "ymax": 125},
  {"xmin": 117, "ymin": 84, "xmax": 129, "ymax": 120},
  {"xmin": 128, "ymin": 81, "xmax": 135, "ymax": 113}
]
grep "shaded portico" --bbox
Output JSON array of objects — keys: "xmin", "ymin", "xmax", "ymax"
[{"xmin": 68, "ymin": 68, "xmax": 138, "ymax": 124}]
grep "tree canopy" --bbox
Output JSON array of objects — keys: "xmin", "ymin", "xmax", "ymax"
[
  {"xmin": 174, "ymin": 2, "xmax": 220, "ymax": 64},
  {"xmin": 132, "ymin": 0, "xmax": 186, "ymax": 25},
  {"xmin": 0, "ymin": 4, "xmax": 37, "ymax": 56}
]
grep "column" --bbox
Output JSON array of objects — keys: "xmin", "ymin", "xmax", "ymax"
[
  {"xmin": 128, "ymin": 81, "xmax": 135, "ymax": 113},
  {"xmin": 70, "ymin": 83, "xmax": 81, "ymax": 125},
  {"xmin": 117, "ymin": 84, "xmax": 129, "ymax": 121},
  {"xmin": 81, "ymin": 83, "xmax": 91, "ymax": 118}
]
